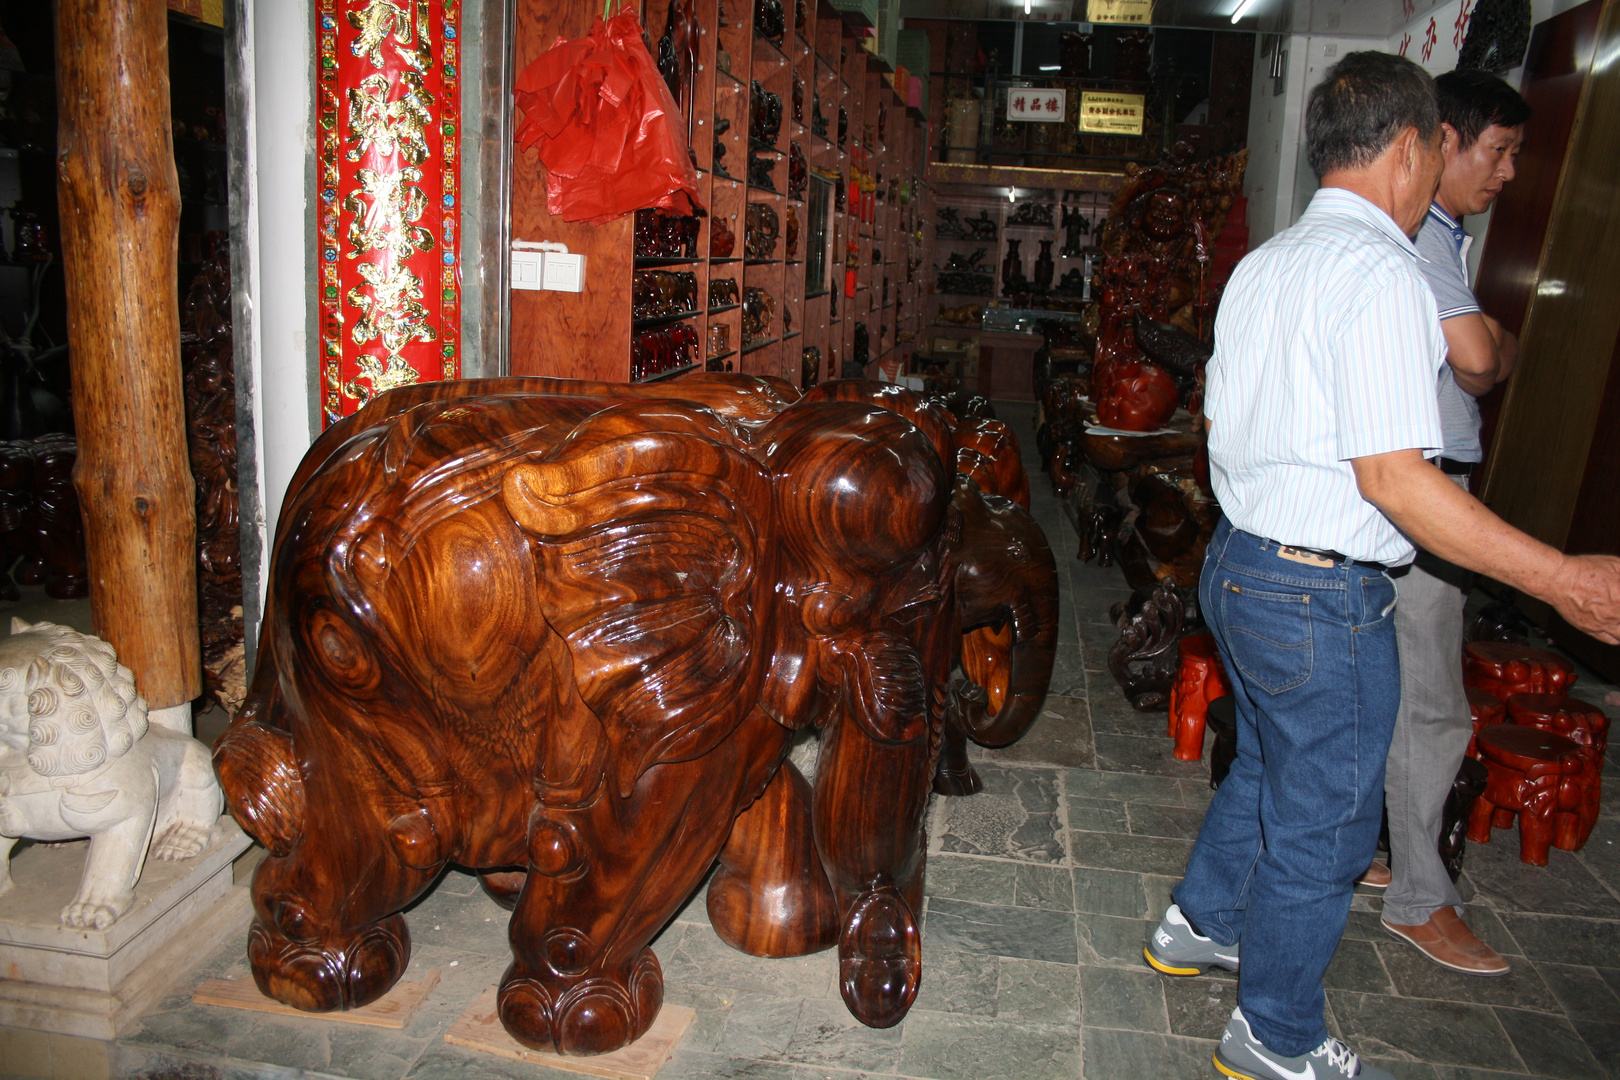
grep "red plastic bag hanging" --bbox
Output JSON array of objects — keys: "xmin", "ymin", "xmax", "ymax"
[{"xmin": 513, "ymin": 6, "xmax": 705, "ymax": 224}]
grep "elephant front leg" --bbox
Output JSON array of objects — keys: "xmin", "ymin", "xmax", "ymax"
[
  {"xmin": 707, "ymin": 759, "xmax": 839, "ymax": 958},
  {"xmin": 500, "ymin": 715, "xmax": 789, "ymax": 1055}
]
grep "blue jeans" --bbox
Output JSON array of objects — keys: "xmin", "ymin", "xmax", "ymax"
[{"xmin": 1173, "ymin": 518, "xmax": 1400, "ymax": 1056}]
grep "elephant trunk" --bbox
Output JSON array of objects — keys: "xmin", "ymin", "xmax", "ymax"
[{"xmin": 953, "ymin": 480, "xmax": 1059, "ymax": 748}]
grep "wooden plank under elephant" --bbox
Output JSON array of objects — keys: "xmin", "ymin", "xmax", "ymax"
[{"xmin": 55, "ymin": 0, "xmax": 201, "ymax": 710}]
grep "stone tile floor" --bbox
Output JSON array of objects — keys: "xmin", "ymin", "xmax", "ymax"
[{"xmin": 106, "ymin": 402, "xmax": 1620, "ymax": 1080}]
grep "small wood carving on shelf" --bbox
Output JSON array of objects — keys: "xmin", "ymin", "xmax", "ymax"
[
  {"xmin": 1106, "ymin": 579, "xmax": 1192, "ymax": 712},
  {"xmin": 214, "ymin": 375, "xmax": 1057, "ymax": 1056},
  {"xmin": 0, "ymin": 434, "xmax": 88, "ymax": 600}
]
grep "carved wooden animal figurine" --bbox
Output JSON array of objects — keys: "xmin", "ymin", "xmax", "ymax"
[
  {"xmin": 0, "ymin": 620, "xmax": 222, "ymax": 928},
  {"xmin": 214, "ymin": 374, "xmax": 1057, "ymax": 1055},
  {"xmin": 1167, "ymin": 631, "xmax": 1229, "ymax": 761}
]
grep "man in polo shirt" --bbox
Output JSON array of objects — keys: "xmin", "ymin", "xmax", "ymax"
[
  {"xmin": 1140, "ymin": 52, "xmax": 1620, "ymax": 1080},
  {"xmin": 1374, "ymin": 69, "xmax": 1529, "ymax": 978}
]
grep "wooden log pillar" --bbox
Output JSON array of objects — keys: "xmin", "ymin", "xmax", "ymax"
[{"xmin": 55, "ymin": 0, "xmax": 201, "ymax": 711}]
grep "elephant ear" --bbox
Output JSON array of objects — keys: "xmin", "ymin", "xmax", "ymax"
[{"xmin": 503, "ymin": 404, "xmax": 774, "ymax": 798}]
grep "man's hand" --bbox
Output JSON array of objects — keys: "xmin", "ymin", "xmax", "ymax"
[
  {"xmin": 1550, "ymin": 554, "xmax": 1620, "ymax": 645},
  {"xmin": 1351, "ymin": 449, "xmax": 1620, "ymax": 644}
]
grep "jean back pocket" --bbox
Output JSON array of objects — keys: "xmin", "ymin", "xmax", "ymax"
[{"xmin": 1220, "ymin": 579, "xmax": 1314, "ymax": 695}]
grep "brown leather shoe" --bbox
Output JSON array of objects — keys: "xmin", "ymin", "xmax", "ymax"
[
  {"xmin": 1382, "ymin": 907, "xmax": 1510, "ymax": 976},
  {"xmin": 1357, "ymin": 860, "xmax": 1391, "ymax": 888}
]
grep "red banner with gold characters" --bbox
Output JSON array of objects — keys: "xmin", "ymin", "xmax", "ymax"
[{"xmin": 315, "ymin": 0, "xmax": 462, "ymax": 426}]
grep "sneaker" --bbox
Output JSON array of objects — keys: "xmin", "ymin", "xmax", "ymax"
[
  {"xmin": 1215, "ymin": 1007, "xmax": 1400, "ymax": 1079},
  {"xmin": 1144, "ymin": 904, "xmax": 1240, "ymax": 976}
]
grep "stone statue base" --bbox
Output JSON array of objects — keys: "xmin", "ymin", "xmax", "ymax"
[{"xmin": 0, "ymin": 816, "xmax": 252, "ymax": 1039}]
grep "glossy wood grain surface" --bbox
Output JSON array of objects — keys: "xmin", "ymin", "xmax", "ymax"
[{"xmin": 216, "ymin": 376, "xmax": 1057, "ymax": 1054}]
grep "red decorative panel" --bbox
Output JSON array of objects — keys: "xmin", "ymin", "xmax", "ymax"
[{"xmin": 315, "ymin": 0, "xmax": 462, "ymax": 426}]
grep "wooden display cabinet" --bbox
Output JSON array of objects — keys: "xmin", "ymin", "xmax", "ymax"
[{"xmin": 509, "ymin": 0, "xmax": 929, "ymax": 388}]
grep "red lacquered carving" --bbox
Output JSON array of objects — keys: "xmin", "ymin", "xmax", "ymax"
[
  {"xmin": 1463, "ymin": 641, "xmax": 1576, "ymax": 701},
  {"xmin": 1467, "ymin": 724, "xmax": 1585, "ymax": 866},
  {"xmin": 1465, "ymin": 686, "xmax": 1505, "ymax": 759},
  {"xmin": 1166, "ymin": 631, "xmax": 1230, "ymax": 762},
  {"xmin": 1506, "ymin": 693, "xmax": 1609, "ymax": 851}
]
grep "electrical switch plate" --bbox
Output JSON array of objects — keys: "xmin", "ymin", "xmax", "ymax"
[
  {"xmin": 543, "ymin": 252, "xmax": 586, "ymax": 293},
  {"xmin": 511, "ymin": 249, "xmax": 544, "ymax": 290}
]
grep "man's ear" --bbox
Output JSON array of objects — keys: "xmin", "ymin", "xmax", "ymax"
[
  {"xmin": 1392, "ymin": 125, "xmax": 1422, "ymax": 179},
  {"xmin": 1439, "ymin": 122, "xmax": 1459, "ymax": 157}
]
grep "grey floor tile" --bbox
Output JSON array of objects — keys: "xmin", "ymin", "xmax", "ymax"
[
  {"xmin": 1088, "ymin": 691, "xmax": 1162, "ymax": 736},
  {"xmin": 1598, "ymin": 966, "xmax": 1620, "ymax": 1002},
  {"xmin": 1081, "ymin": 634, "xmax": 1113, "ymax": 674},
  {"xmin": 1065, "ymin": 768, "xmax": 1189, "ymax": 806},
  {"xmin": 660, "ymin": 924, "xmax": 838, "ymax": 1001},
  {"xmin": 911, "ymin": 943, "xmax": 999, "ymax": 1017},
  {"xmin": 1074, "ymin": 867, "xmax": 1149, "ymax": 919},
  {"xmin": 660, "ymin": 984, "xmax": 740, "ymax": 1054},
  {"xmin": 1067, "ymin": 795, "xmax": 1131, "ymax": 834},
  {"xmin": 1014, "ymin": 863, "xmax": 1076, "ymax": 911},
  {"xmin": 1570, "ymin": 1020, "xmax": 1620, "ymax": 1080},
  {"xmin": 1376, "ymin": 941, "xmax": 1560, "ymax": 1013},
  {"xmin": 1080, "ymin": 1026, "xmax": 1218, "ymax": 1080},
  {"xmin": 406, "ymin": 1042, "xmax": 586, "ymax": 1080},
  {"xmin": 925, "ymin": 854, "xmax": 1019, "ymax": 907},
  {"xmin": 996, "ymin": 958, "xmax": 1082, "ymax": 1025},
  {"xmin": 1465, "ymin": 838, "xmax": 1620, "ymax": 920},
  {"xmin": 1049, "ymin": 643, "xmax": 1089, "ymax": 699},
  {"xmin": 1126, "ymin": 802, "xmax": 1210, "ymax": 841},
  {"xmin": 773, "ymin": 1000, "xmax": 904, "ymax": 1073},
  {"xmin": 1143, "ymin": 875, "xmax": 1180, "ymax": 920},
  {"xmin": 1429, "ymin": 1069, "xmax": 1541, "ymax": 1080},
  {"xmin": 1071, "ymin": 830, "xmax": 1194, "ymax": 878},
  {"xmin": 898, "ymin": 1013, "xmax": 1082, "ymax": 1080},
  {"xmin": 1324, "ymin": 938, "xmax": 1395, "ymax": 996},
  {"xmin": 936, "ymin": 765, "xmax": 1066, "ymax": 864},
  {"xmin": 1327, "ymin": 991, "xmax": 1523, "ymax": 1071},
  {"xmin": 1161, "ymin": 975, "xmax": 1238, "ymax": 1040},
  {"xmin": 1363, "ymin": 1061, "xmax": 1441, "ymax": 1080},
  {"xmin": 991, "ymin": 694, "xmax": 1096, "ymax": 769},
  {"xmin": 1080, "ymin": 966, "xmax": 1170, "ymax": 1033},
  {"xmin": 658, "ymin": 1051, "xmax": 798, "ymax": 1080},
  {"xmin": 1075, "ymin": 910, "xmax": 1157, "ymax": 968},
  {"xmin": 1492, "ymin": 1007, "xmax": 1607, "ymax": 1079},
  {"xmin": 923, "ymin": 897, "xmax": 1079, "ymax": 965},
  {"xmin": 1495, "ymin": 913, "xmax": 1620, "ymax": 968},
  {"xmin": 326, "ymin": 1025, "xmax": 431, "ymax": 1080},
  {"xmin": 1070, "ymin": 587, "xmax": 1137, "ymax": 628},
  {"xmin": 713, "ymin": 996, "xmax": 805, "ymax": 1061},
  {"xmin": 1093, "ymin": 733, "xmax": 1210, "ymax": 779}
]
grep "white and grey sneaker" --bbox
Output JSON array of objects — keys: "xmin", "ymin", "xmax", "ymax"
[
  {"xmin": 1214, "ymin": 1007, "xmax": 1399, "ymax": 1079},
  {"xmin": 1144, "ymin": 904, "xmax": 1240, "ymax": 976}
]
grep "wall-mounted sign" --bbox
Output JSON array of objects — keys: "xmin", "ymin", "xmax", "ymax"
[
  {"xmin": 1079, "ymin": 91, "xmax": 1146, "ymax": 135},
  {"xmin": 1086, "ymin": 0, "xmax": 1152, "ymax": 25},
  {"xmin": 1007, "ymin": 89, "xmax": 1067, "ymax": 123}
]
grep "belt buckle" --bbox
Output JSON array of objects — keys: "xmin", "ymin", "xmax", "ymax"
[{"xmin": 1277, "ymin": 545, "xmax": 1336, "ymax": 568}]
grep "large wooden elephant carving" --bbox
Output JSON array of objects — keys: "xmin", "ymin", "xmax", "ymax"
[{"xmin": 213, "ymin": 374, "xmax": 1057, "ymax": 1054}]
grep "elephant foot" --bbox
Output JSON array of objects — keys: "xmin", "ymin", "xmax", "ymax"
[
  {"xmin": 498, "ymin": 947, "xmax": 663, "ymax": 1055},
  {"xmin": 838, "ymin": 875, "xmax": 920, "ymax": 1029},
  {"xmin": 932, "ymin": 760, "xmax": 983, "ymax": 797},
  {"xmin": 479, "ymin": 869, "xmax": 527, "ymax": 911},
  {"xmin": 247, "ymin": 913, "xmax": 410, "ymax": 1012},
  {"xmin": 708, "ymin": 761, "xmax": 839, "ymax": 958}
]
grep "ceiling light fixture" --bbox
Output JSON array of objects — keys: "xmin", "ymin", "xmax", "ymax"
[
  {"xmin": 1230, "ymin": 0, "xmax": 1259, "ymax": 23},
  {"xmin": 1009, "ymin": 188, "xmax": 1017, "ymax": 202},
  {"xmin": 1039, "ymin": 64, "xmax": 1061, "ymax": 70},
  {"xmin": 1024, "ymin": 0, "xmax": 1032, "ymax": 14}
]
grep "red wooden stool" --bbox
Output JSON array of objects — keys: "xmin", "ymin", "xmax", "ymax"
[
  {"xmin": 1465, "ymin": 686, "xmax": 1505, "ymax": 759},
  {"xmin": 1463, "ymin": 641, "xmax": 1576, "ymax": 701},
  {"xmin": 1467, "ymin": 725, "xmax": 1585, "ymax": 866},
  {"xmin": 1167, "ymin": 632, "xmax": 1230, "ymax": 762},
  {"xmin": 1505, "ymin": 693, "xmax": 1609, "ymax": 851}
]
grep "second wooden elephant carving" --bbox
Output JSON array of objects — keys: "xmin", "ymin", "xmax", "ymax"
[{"xmin": 213, "ymin": 375, "xmax": 1057, "ymax": 1055}]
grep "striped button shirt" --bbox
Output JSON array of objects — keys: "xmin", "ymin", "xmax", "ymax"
[{"xmin": 1206, "ymin": 187, "xmax": 1446, "ymax": 566}]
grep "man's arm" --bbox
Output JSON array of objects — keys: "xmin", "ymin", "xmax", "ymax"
[
  {"xmin": 1441, "ymin": 312, "xmax": 1518, "ymax": 396},
  {"xmin": 1353, "ymin": 449, "xmax": 1620, "ymax": 643}
]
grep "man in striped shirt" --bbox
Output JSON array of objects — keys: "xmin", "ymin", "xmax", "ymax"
[
  {"xmin": 1376, "ymin": 69, "xmax": 1529, "ymax": 980},
  {"xmin": 1142, "ymin": 52, "xmax": 1620, "ymax": 1080}
]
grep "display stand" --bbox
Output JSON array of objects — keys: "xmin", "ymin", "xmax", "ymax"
[
  {"xmin": 0, "ymin": 817, "xmax": 251, "ymax": 1040},
  {"xmin": 444, "ymin": 987, "xmax": 694, "ymax": 1079},
  {"xmin": 191, "ymin": 969, "xmax": 440, "ymax": 1029}
]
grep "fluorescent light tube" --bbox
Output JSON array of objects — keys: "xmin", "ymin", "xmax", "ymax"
[{"xmin": 1230, "ymin": 0, "xmax": 1259, "ymax": 23}]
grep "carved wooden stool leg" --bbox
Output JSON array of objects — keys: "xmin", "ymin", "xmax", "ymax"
[
  {"xmin": 1469, "ymin": 725, "xmax": 1584, "ymax": 867},
  {"xmin": 1167, "ymin": 631, "xmax": 1229, "ymax": 762},
  {"xmin": 707, "ymin": 760, "xmax": 839, "ymax": 958}
]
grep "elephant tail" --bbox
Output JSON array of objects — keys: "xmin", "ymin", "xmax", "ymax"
[{"xmin": 214, "ymin": 712, "xmax": 306, "ymax": 858}]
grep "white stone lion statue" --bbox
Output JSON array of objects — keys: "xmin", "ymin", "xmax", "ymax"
[{"xmin": 0, "ymin": 619, "xmax": 222, "ymax": 928}]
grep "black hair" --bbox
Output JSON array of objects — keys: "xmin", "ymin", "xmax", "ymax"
[
  {"xmin": 1305, "ymin": 51, "xmax": 1438, "ymax": 178},
  {"xmin": 1436, "ymin": 68, "xmax": 1531, "ymax": 147}
]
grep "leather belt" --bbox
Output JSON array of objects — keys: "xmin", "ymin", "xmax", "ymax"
[{"xmin": 1437, "ymin": 457, "xmax": 1475, "ymax": 477}]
